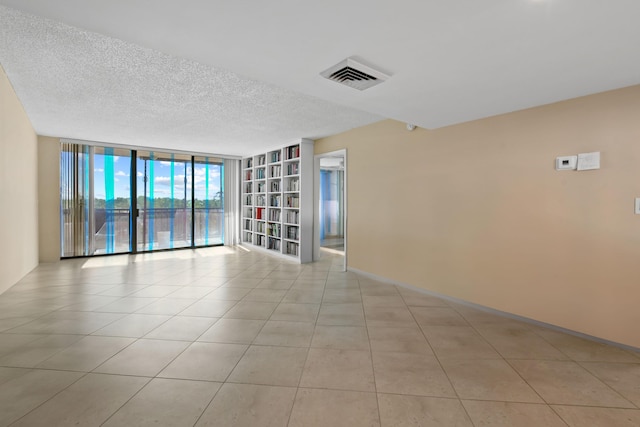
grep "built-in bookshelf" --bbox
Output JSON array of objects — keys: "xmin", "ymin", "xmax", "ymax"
[{"xmin": 241, "ymin": 139, "xmax": 313, "ymax": 262}]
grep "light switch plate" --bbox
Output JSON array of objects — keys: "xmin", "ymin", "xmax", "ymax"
[
  {"xmin": 636, "ymin": 198, "xmax": 640, "ymax": 214},
  {"xmin": 577, "ymin": 151, "xmax": 600, "ymax": 171}
]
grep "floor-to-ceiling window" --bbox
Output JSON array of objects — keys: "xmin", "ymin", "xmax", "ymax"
[
  {"xmin": 193, "ymin": 156, "xmax": 224, "ymax": 246},
  {"xmin": 60, "ymin": 143, "xmax": 131, "ymax": 257},
  {"xmin": 61, "ymin": 142, "xmax": 226, "ymax": 257}
]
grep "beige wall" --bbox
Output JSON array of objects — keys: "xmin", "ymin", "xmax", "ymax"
[
  {"xmin": 0, "ymin": 66, "xmax": 39, "ymax": 294},
  {"xmin": 38, "ymin": 136, "xmax": 60, "ymax": 262},
  {"xmin": 315, "ymin": 85, "xmax": 640, "ymax": 348}
]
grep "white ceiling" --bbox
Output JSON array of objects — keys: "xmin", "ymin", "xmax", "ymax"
[{"xmin": 1, "ymin": 1, "xmax": 639, "ymax": 156}]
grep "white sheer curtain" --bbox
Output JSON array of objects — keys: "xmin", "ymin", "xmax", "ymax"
[{"xmin": 224, "ymin": 159, "xmax": 241, "ymax": 246}]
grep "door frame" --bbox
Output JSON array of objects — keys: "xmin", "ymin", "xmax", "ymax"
[{"xmin": 314, "ymin": 149, "xmax": 347, "ymax": 271}]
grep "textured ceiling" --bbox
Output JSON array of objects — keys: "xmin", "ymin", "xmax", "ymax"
[
  {"xmin": 0, "ymin": 6, "xmax": 381, "ymax": 156},
  {"xmin": 1, "ymin": 1, "xmax": 640, "ymax": 156}
]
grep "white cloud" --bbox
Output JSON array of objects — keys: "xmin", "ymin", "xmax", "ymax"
[
  {"xmin": 160, "ymin": 161, "xmax": 173, "ymax": 166},
  {"xmin": 137, "ymin": 172, "xmax": 144, "ymax": 177},
  {"xmin": 95, "ymin": 168, "xmax": 104, "ymax": 173},
  {"xmin": 115, "ymin": 171, "xmax": 128, "ymax": 177}
]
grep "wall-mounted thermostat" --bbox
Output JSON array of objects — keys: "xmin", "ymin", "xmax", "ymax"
[
  {"xmin": 577, "ymin": 151, "xmax": 600, "ymax": 171},
  {"xmin": 556, "ymin": 155, "xmax": 577, "ymax": 171}
]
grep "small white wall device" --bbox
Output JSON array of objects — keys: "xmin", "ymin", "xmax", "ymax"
[{"xmin": 555, "ymin": 155, "xmax": 577, "ymax": 171}]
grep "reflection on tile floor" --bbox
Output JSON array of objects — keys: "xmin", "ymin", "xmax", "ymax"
[{"xmin": 0, "ymin": 246, "xmax": 638, "ymax": 426}]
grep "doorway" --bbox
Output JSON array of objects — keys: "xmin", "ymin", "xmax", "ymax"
[{"xmin": 314, "ymin": 150, "xmax": 347, "ymax": 270}]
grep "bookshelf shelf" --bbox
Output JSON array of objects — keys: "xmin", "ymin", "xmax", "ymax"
[{"xmin": 241, "ymin": 139, "xmax": 313, "ymax": 262}]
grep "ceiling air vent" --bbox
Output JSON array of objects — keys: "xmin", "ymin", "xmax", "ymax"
[{"xmin": 320, "ymin": 57, "xmax": 390, "ymax": 91}]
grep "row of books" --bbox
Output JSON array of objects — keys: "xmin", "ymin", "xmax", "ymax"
[
  {"xmin": 244, "ymin": 183, "xmax": 253, "ymax": 193},
  {"xmin": 256, "ymin": 155, "xmax": 266, "ymax": 166},
  {"xmin": 243, "ymin": 219, "xmax": 252, "ymax": 231},
  {"xmin": 286, "ymin": 178, "xmax": 299, "ymax": 192},
  {"xmin": 284, "ymin": 145, "xmax": 300, "ymax": 160},
  {"xmin": 285, "ymin": 226, "xmax": 299, "ymax": 240},
  {"xmin": 269, "ymin": 165, "xmax": 281, "ymax": 178},
  {"xmin": 270, "ymin": 195, "xmax": 281, "ymax": 207},
  {"xmin": 255, "ymin": 207, "xmax": 265, "ymax": 220},
  {"xmin": 284, "ymin": 210, "xmax": 299, "ymax": 224},
  {"xmin": 269, "ymin": 151, "xmax": 281, "ymax": 163},
  {"xmin": 268, "ymin": 223, "xmax": 281, "ymax": 237},
  {"xmin": 285, "ymin": 195, "xmax": 299, "ymax": 208},
  {"xmin": 268, "ymin": 237, "xmax": 281, "ymax": 251},
  {"xmin": 255, "ymin": 168, "xmax": 266, "ymax": 179},
  {"xmin": 244, "ymin": 171, "xmax": 252, "ymax": 181},
  {"xmin": 268, "ymin": 209, "xmax": 281, "ymax": 222},
  {"xmin": 255, "ymin": 195, "xmax": 266, "ymax": 206},
  {"xmin": 285, "ymin": 241, "xmax": 299, "ymax": 256},
  {"xmin": 286, "ymin": 163, "xmax": 299, "ymax": 176}
]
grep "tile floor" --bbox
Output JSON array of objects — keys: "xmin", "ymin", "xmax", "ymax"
[{"xmin": 0, "ymin": 246, "xmax": 639, "ymax": 426}]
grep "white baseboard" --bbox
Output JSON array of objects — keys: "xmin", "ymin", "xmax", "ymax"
[{"xmin": 348, "ymin": 267, "xmax": 640, "ymax": 354}]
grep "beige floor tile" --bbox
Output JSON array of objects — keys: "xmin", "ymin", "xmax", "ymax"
[
  {"xmin": 322, "ymin": 289, "xmax": 362, "ymax": 303},
  {"xmin": 243, "ymin": 289, "xmax": 288, "ymax": 303},
  {"xmin": 398, "ymin": 289, "xmax": 449, "ymax": 307},
  {"xmin": 256, "ymin": 279, "xmax": 295, "ymax": 289},
  {"xmin": 580, "ymin": 362, "xmax": 640, "ymax": 407},
  {"xmin": 37, "ymin": 335, "xmax": 135, "ymax": 371},
  {"xmin": 0, "ymin": 333, "xmax": 43, "ymax": 356},
  {"xmin": 104, "ymin": 378, "xmax": 221, "ymax": 427},
  {"xmin": 198, "ymin": 318, "xmax": 266, "ymax": 344},
  {"xmin": 290, "ymin": 279, "xmax": 326, "ymax": 290},
  {"xmin": 95, "ymin": 297, "xmax": 160, "ymax": 313},
  {"xmin": 372, "ymin": 352, "xmax": 456, "ymax": 397},
  {"xmin": 270, "ymin": 303, "xmax": 319, "ymax": 322},
  {"xmin": 317, "ymin": 303, "xmax": 366, "ymax": 326},
  {"xmin": 362, "ymin": 295, "xmax": 406, "ymax": 308},
  {"xmin": 453, "ymin": 306, "xmax": 524, "ymax": 326},
  {"xmin": 300, "ymin": 348, "xmax": 375, "ymax": 392},
  {"xmin": 10, "ymin": 311, "xmax": 126, "ymax": 335},
  {"xmin": 98, "ymin": 284, "xmax": 149, "ymax": 297},
  {"xmin": 311, "ymin": 325, "xmax": 370, "ymax": 350},
  {"xmin": 135, "ymin": 297, "xmax": 198, "ymax": 315},
  {"xmin": 535, "ymin": 329, "xmax": 640, "ymax": 362},
  {"xmin": 552, "ymin": 405, "xmax": 640, "ymax": 427},
  {"xmin": 325, "ymin": 280, "xmax": 360, "ymax": 289},
  {"xmin": 364, "ymin": 306, "xmax": 417, "ymax": 328},
  {"xmin": 475, "ymin": 324, "xmax": 568, "ymax": 360},
  {"xmin": 165, "ymin": 287, "xmax": 216, "ymax": 299},
  {"xmin": 288, "ymin": 388, "xmax": 380, "ymax": 427},
  {"xmin": 510, "ymin": 359, "xmax": 635, "ymax": 407},
  {"xmin": 11, "ymin": 373, "xmax": 148, "ymax": 427},
  {"xmin": 410, "ymin": 306, "xmax": 469, "ymax": 326},
  {"xmin": 94, "ymin": 339, "xmax": 189, "ymax": 376},
  {"xmin": 0, "ymin": 369, "xmax": 83, "ymax": 426},
  {"xmin": 368, "ymin": 326, "xmax": 433, "ymax": 354},
  {"xmin": 0, "ymin": 334, "xmax": 84, "ymax": 368},
  {"xmin": 179, "ymin": 299, "xmax": 238, "ymax": 317},
  {"xmin": 92, "ymin": 313, "xmax": 171, "ymax": 338},
  {"xmin": 358, "ymin": 282, "xmax": 400, "ymax": 297},
  {"xmin": 224, "ymin": 301, "xmax": 278, "ymax": 320},
  {"xmin": 440, "ymin": 359, "xmax": 542, "ymax": 402},
  {"xmin": 378, "ymin": 394, "xmax": 473, "ymax": 426},
  {"xmin": 221, "ymin": 278, "xmax": 265, "ymax": 288},
  {"xmin": 282, "ymin": 289, "xmax": 324, "ymax": 303},
  {"xmin": 203, "ymin": 287, "xmax": 251, "ymax": 301},
  {"xmin": 462, "ymin": 401, "xmax": 566, "ymax": 427},
  {"xmin": 129, "ymin": 285, "xmax": 180, "ymax": 298},
  {"xmin": 253, "ymin": 320, "xmax": 314, "ymax": 347},
  {"xmin": 159, "ymin": 342, "xmax": 247, "ymax": 381},
  {"xmin": 422, "ymin": 326, "xmax": 501, "ymax": 359},
  {"xmin": 144, "ymin": 316, "xmax": 218, "ymax": 341},
  {"xmin": 195, "ymin": 383, "xmax": 296, "ymax": 427},
  {"xmin": 228, "ymin": 345, "xmax": 308, "ymax": 387},
  {"xmin": 0, "ymin": 367, "xmax": 31, "ymax": 386}
]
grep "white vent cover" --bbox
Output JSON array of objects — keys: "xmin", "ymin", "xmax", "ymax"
[{"xmin": 320, "ymin": 57, "xmax": 390, "ymax": 91}]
